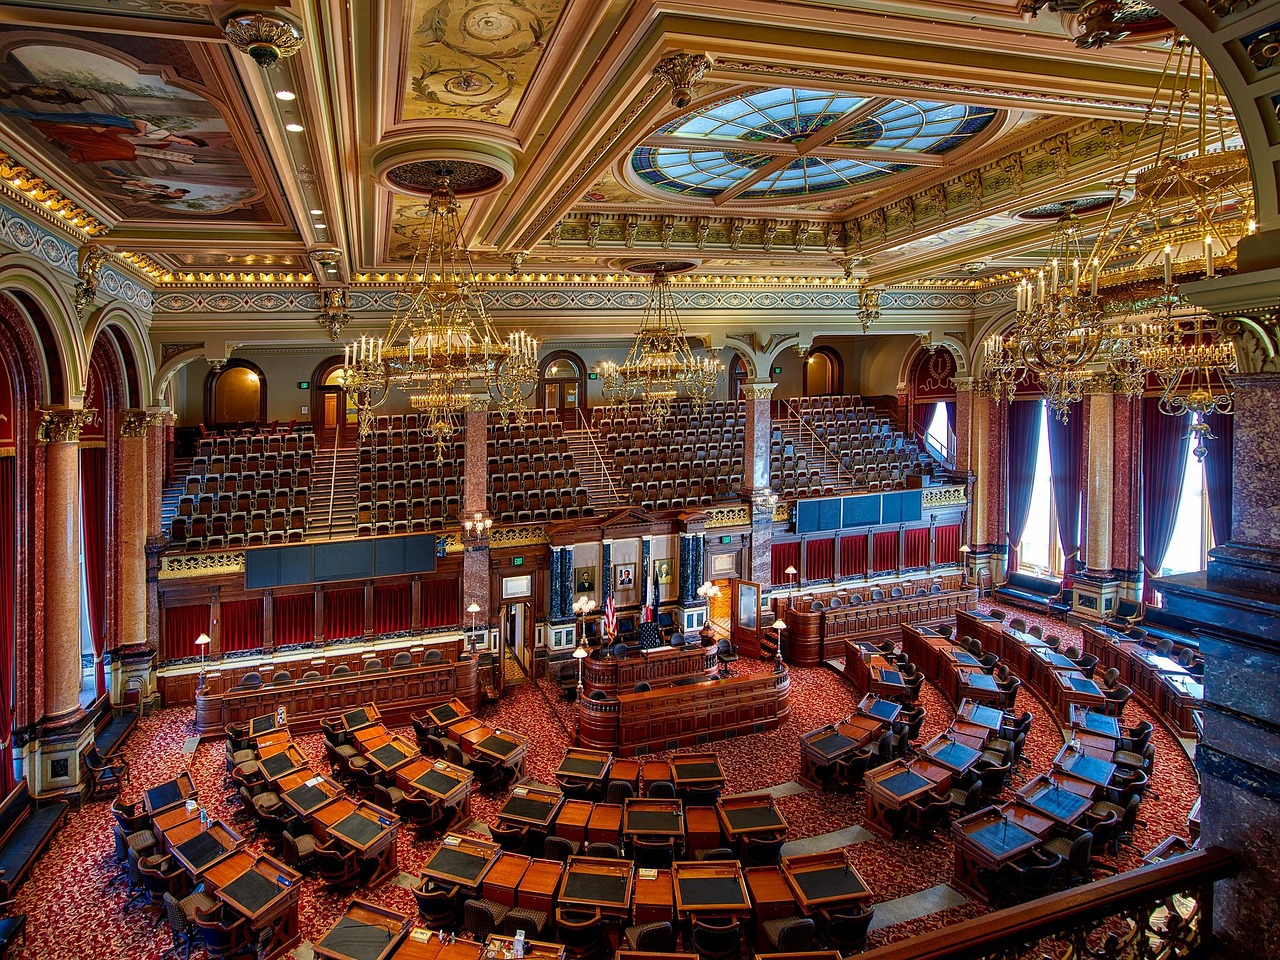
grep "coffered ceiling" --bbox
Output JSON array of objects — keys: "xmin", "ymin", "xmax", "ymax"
[{"xmin": 0, "ymin": 0, "xmax": 1199, "ymax": 291}]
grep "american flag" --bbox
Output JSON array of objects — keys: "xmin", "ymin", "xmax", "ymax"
[
  {"xmin": 642, "ymin": 604, "xmax": 653, "ymax": 623},
  {"xmin": 602, "ymin": 595, "xmax": 617, "ymax": 640}
]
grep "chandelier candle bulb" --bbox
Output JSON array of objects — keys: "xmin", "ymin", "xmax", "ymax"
[
  {"xmin": 1164, "ymin": 246, "xmax": 1173, "ymax": 286},
  {"xmin": 1051, "ymin": 258, "xmax": 1059, "ymax": 292},
  {"xmin": 1071, "ymin": 258, "xmax": 1079, "ymax": 290},
  {"xmin": 1038, "ymin": 270, "xmax": 1046, "ymax": 304},
  {"xmin": 1204, "ymin": 236, "xmax": 1214, "ymax": 277},
  {"xmin": 1090, "ymin": 259, "xmax": 1099, "ymax": 298}
]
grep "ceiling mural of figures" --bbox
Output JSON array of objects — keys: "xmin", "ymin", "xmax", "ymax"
[{"xmin": 0, "ymin": 32, "xmax": 263, "ymax": 221}]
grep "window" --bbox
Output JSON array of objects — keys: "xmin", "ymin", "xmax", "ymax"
[
  {"xmin": 1160, "ymin": 442, "xmax": 1212, "ymax": 576},
  {"xmin": 538, "ymin": 352, "xmax": 585, "ymax": 413},
  {"xmin": 925, "ymin": 401, "xmax": 951, "ymax": 460},
  {"xmin": 1019, "ymin": 403, "xmax": 1061, "ymax": 577}
]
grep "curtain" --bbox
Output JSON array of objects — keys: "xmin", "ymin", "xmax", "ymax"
[
  {"xmin": 79, "ymin": 448, "xmax": 107, "ymax": 696},
  {"xmin": 1046, "ymin": 402, "xmax": 1083, "ymax": 575},
  {"xmin": 374, "ymin": 582, "xmax": 412, "ymax": 635},
  {"xmin": 422, "ymin": 579, "xmax": 459, "ymax": 629},
  {"xmin": 220, "ymin": 598, "xmax": 263, "ymax": 654},
  {"xmin": 1142, "ymin": 398, "xmax": 1192, "ymax": 601},
  {"xmin": 912, "ymin": 401, "xmax": 934, "ymax": 441},
  {"xmin": 0, "ymin": 458, "xmax": 14, "ymax": 794},
  {"xmin": 903, "ymin": 528, "xmax": 930, "ymax": 568},
  {"xmin": 945, "ymin": 401, "xmax": 956, "ymax": 435},
  {"xmin": 804, "ymin": 539, "xmax": 834, "ymax": 583},
  {"xmin": 162, "ymin": 605, "xmax": 210, "ymax": 664},
  {"xmin": 273, "ymin": 593, "xmax": 314, "ymax": 647},
  {"xmin": 1203, "ymin": 411, "xmax": 1233, "ymax": 548},
  {"xmin": 323, "ymin": 588, "xmax": 364, "ymax": 640},
  {"xmin": 935, "ymin": 523, "xmax": 960, "ymax": 566},
  {"xmin": 1006, "ymin": 400, "xmax": 1043, "ymax": 570},
  {"xmin": 872, "ymin": 531, "xmax": 898, "ymax": 573},
  {"xmin": 770, "ymin": 542, "xmax": 801, "ymax": 586},
  {"xmin": 839, "ymin": 534, "xmax": 867, "ymax": 578}
]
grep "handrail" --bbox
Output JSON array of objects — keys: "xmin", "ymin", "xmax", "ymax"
[
  {"xmin": 854, "ymin": 847, "xmax": 1235, "ymax": 960},
  {"xmin": 782, "ymin": 398, "xmax": 856, "ymax": 488},
  {"xmin": 575, "ymin": 407, "xmax": 622, "ymax": 504},
  {"xmin": 325, "ymin": 433, "xmax": 340, "ymax": 537}
]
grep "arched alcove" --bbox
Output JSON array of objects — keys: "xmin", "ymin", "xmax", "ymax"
[{"xmin": 204, "ymin": 359, "xmax": 267, "ymax": 428}]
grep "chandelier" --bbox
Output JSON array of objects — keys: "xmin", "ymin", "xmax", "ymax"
[
  {"xmin": 981, "ymin": 36, "xmax": 1249, "ymax": 443},
  {"xmin": 599, "ymin": 264, "xmax": 722, "ymax": 420},
  {"xmin": 342, "ymin": 173, "xmax": 538, "ymax": 452}
]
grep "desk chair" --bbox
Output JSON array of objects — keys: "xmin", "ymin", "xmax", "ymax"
[
  {"xmin": 763, "ymin": 916, "xmax": 817, "ymax": 953},
  {"xmin": 194, "ymin": 906, "xmax": 249, "ymax": 960},
  {"xmin": 401, "ymin": 793, "xmax": 448, "ymax": 835},
  {"xmin": 819, "ymin": 905, "xmax": 875, "ymax": 955},
  {"xmin": 314, "ymin": 840, "xmax": 368, "ymax": 889},
  {"xmin": 1043, "ymin": 828, "xmax": 1095, "ymax": 886},
  {"xmin": 691, "ymin": 917, "xmax": 742, "ymax": 960},
  {"xmin": 605, "ymin": 780, "xmax": 634, "ymax": 806},
  {"xmin": 543, "ymin": 834, "xmax": 577, "ymax": 862},
  {"xmin": 834, "ymin": 747, "xmax": 874, "ymax": 792},
  {"xmin": 162, "ymin": 892, "xmax": 196, "ymax": 960},
  {"xmin": 903, "ymin": 794, "xmax": 951, "ymax": 834},
  {"xmin": 682, "ymin": 784, "xmax": 722, "ymax": 806},
  {"xmin": 463, "ymin": 898, "xmax": 509, "ymax": 941},
  {"xmin": 414, "ymin": 880, "xmax": 460, "ymax": 928},
  {"xmin": 503, "ymin": 907, "xmax": 550, "ymax": 938},
  {"xmin": 556, "ymin": 908, "xmax": 605, "ymax": 960},
  {"xmin": 741, "ymin": 832, "xmax": 785, "ymax": 867},
  {"xmin": 647, "ymin": 780, "xmax": 676, "ymax": 799},
  {"xmin": 85, "ymin": 745, "xmax": 129, "ymax": 798},
  {"xmin": 111, "ymin": 797, "xmax": 152, "ymax": 835},
  {"xmin": 491, "ymin": 821, "xmax": 530, "ymax": 852},
  {"xmin": 1102, "ymin": 683, "xmax": 1133, "ymax": 717},
  {"xmin": 623, "ymin": 920, "xmax": 673, "ymax": 952},
  {"xmin": 999, "ymin": 849, "xmax": 1062, "ymax": 903},
  {"xmin": 632, "ymin": 836, "xmax": 676, "ymax": 868},
  {"xmin": 584, "ymin": 842, "xmax": 621, "ymax": 859},
  {"xmin": 282, "ymin": 828, "xmax": 316, "ymax": 875}
]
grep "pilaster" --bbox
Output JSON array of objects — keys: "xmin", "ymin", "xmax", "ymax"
[
  {"xmin": 114, "ymin": 410, "xmax": 161, "ymax": 706},
  {"xmin": 1073, "ymin": 383, "xmax": 1120, "ymax": 621},
  {"xmin": 953, "ymin": 377, "xmax": 974, "ymax": 476},
  {"xmin": 461, "ymin": 401, "xmax": 491, "ymax": 638}
]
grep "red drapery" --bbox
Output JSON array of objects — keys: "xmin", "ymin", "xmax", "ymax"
[
  {"xmin": 1141, "ymin": 398, "xmax": 1191, "ymax": 602},
  {"xmin": 1046, "ymin": 402, "xmax": 1083, "ymax": 575},
  {"xmin": 79, "ymin": 448, "xmax": 107, "ymax": 695},
  {"xmin": 1006, "ymin": 399, "xmax": 1043, "ymax": 570},
  {"xmin": 422, "ymin": 580, "xmax": 459, "ymax": 629},
  {"xmin": 935, "ymin": 523, "xmax": 960, "ymax": 566},
  {"xmin": 374, "ymin": 582, "xmax": 412, "ymax": 635},
  {"xmin": 162, "ymin": 605, "xmax": 210, "ymax": 663},
  {"xmin": 1203, "ymin": 411, "xmax": 1233, "ymax": 549},
  {"xmin": 871, "ymin": 531, "xmax": 898, "ymax": 573},
  {"xmin": 903, "ymin": 528, "xmax": 929, "ymax": 569},
  {"xmin": 804, "ymin": 539, "xmax": 834, "ymax": 583},
  {"xmin": 273, "ymin": 593, "xmax": 314, "ymax": 646},
  {"xmin": 220, "ymin": 598, "xmax": 263, "ymax": 653},
  {"xmin": 839, "ymin": 534, "xmax": 868, "ymax": 578},
  {"xmin": 0, "ymin": 458, "xmax": 14, "ymax": 794},
  {"xmin": 770, "ymin": 542, "xmax": 801, "ymax": 586},
  {"xmin": 324, "ymin": 588, "xmax": 365, "ymax": 640}
]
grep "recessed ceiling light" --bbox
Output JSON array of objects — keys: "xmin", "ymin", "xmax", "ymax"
[
  {"xmin": 285, "ymin": 122, "xmax": 304, "ymax": 132},
  {"xmin": 275, "ymin": 90, "xmax": 297, "ymax": 101},
  {"xmin": 314, "ymin": 223, "xmax": 327, "ymax": 230},
  {"xmin": 310, "ymin": 208, "xmax": 323, "ymax": 215}
]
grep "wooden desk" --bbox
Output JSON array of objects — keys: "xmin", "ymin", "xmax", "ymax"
[
  {"xmin": 204, "ymin": 849, "xmax": 302, "ymax": 960},
  {"xmin": 672, "ymin": 861, "xmax": 751, "ymax": 918},
  {"xmin": 153, "ymin": 803, "xmax": 200, "ymax": 847},
  {"xmin": 864, "ymin": 760, "xmax": 948, "ymax": 839},
  {"xmin": 555, "ymin": 748, "xmax": 612, "ymax": 785},
  {"xmin": 587, "ymin": 803, "xmax": 623, "ymax": 845},
  {"xmin": 608, "ymin": 758, "xmax": 640, "ymax": 788},
  {"xmin": 671, "ymin": 753, "xmax": 725, "ymax": 791},
  {"xmin": 497, "ymin": 784, "xmax": 564, "ymax": 830},
  {"xmin": 388, "ymin": 929, "xmax": 482, "ymax": 960},
  {"xmin": 632, "ymin": 866, "xmax": 675, "ymax": 924},
  {"xmin": 1160, "ymin": 674, "xmax": 1204, "ymax": 736},
  {"xmin": 1074, "ymin": 732, "xmax": 1120, "ymax": 760},
  {"xmin": 558, "ymin": 856, "xmax": 634, "ymax": 917},
  {"xmin": 799, "ymin": 720, "xmax": 882, "ymax": 787},
  {"xmin": 1048, "ymin": 670, "xmax": 1105, "ymax": 717},
  {"xmin": 948, "ymin": 721, "xmax": 992, "ymax": 749},
  {"xmin": 396, "ymin": 758, "xmax": 474, "ymax": 809},
  {"xmin": 481, "ymin": 851, "xmax": 530, "ymax": 908},
  {"xmin": 277, "ymin": 771, "xmax": 345, "ymax": 819},
  {"xmin": 1069, "ymin": 705, "xmax": 1121, "ymax": 740},
  {"xmin": 1053, "ymin": 744, "xmax": 1117, "ymax": 787},
  {"xmin": 446, "ymin": 717, "xmax": 484, "ymax": 744},
  {"xmin": 515, "ymin": 857, "xmax": 564, "ymax": 915},
  {"xmin": 553, "ymin": 799, "xmax": 593, "ymax": 843},
  {"xmin": 168, "ymin": 820, "xmax": 244, "ymax": 876},
  {"xmin": 254, "ymin": 729, "xmax": 291, "ymax": 750},
  {"xmin": 684, "ymin": 806, "xmax": 722, "ymax": 853},
  {"xmin": 421, "ymin": 834, "xmax": 501, "ymax": 893},
  {"xmin": 1016, "ymin": 774, "xmax": 1095, "ymax": 826},
  {"xmin": 314, "ymin": 899, "xmax": 409, "ymax": 960},
  {"xmin": 957, "ymin": 700, "xmax": 1006, "ymax": 733},
  {"xmin": 717, "ymin": 795, "xmax": 787, "ymax": 842},
  {"xmin": 248, "ymin": 713, "xmax": 285, "ymax": 738},
  {"xmin": 143, "ymin": 772, "xmax": 197, "ymax": 816},
  {"xmin": 867, "ymin": 664, "xmax": 907, "ymax": 699},
  {"xmin": 1143, "ymin": 835, "xmax": 1194, "ymax": 866},
  {"xmin": 623, "ymin": 798, "xmax": 685, "ymax": 840},
  {"xmin": 425, "ymin": 698, "xmax": 471, "ymax": 731},
  {"xmin": 313, "ymin": 797, "xmax": 400, "ymax": 881},
  {"xmin": 745, "ymin": 865, "xmax": 799, "ymax": 924},
  {"xmin": 921, "ymin": 733, "xmax": 982, "ymax": 775},
  {"xmin": 952, "ymin": 803, "xmax": 1052, "ymax": 903},
  {"xmin": 956, "ymin": 670, "xmax": 1002, "ymax": 705},
  {"xmin": 258, "ymin": 742, "xmax": 308, "ymax": 784},
  {"xmin": 486, "ymin": 935, "xmax": 564, "ymax": 960},
  {"xmin": 364, "ymin": 735, "xmax": 419, "ymax": 778},
  {"xmin": 780, "ymin": 851, "xmax": 872, "ymax": 914},
  {"xmin": 856, "ymin": 694, "xmax": 901, "ymax": 724}
]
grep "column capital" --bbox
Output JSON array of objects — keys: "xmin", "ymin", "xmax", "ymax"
[
  {"xmin": 119, "ymin": 409, "xmax": 168, "ymax": 438},
  {"xmin": 741, "ymin": 381, "xmax": 777, "ymax": 400},
  {"xmin": 1083, "ymin": 375, "xmax": 1118, "ymax": 396},
  {"xmin": 38, "ymin": 408, "xmax": 95, "ymax": 444},
  {"xmin": 953, "ymin": 376, "xmax": 976, "ymax": 393}
]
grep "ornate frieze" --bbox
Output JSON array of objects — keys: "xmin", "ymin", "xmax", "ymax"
[
  {"xmin": 119, "ymin": 410, "xmax": 168, "ymax": 438},
  {"xmin": 158, "ymin": 550, "xmax": 246, "ymax": 580}
]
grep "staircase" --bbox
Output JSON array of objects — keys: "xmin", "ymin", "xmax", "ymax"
[
  {"xmin": 306, "ymin": 447, "xmax": 359, "ymax": 540},
  {"xmin": 158, "ymin": 455, "xmax": 192, "ymax": 533},
  {"xmin": 774, "ymin": 416, "xmax": 853, "ymax": 494},
  {"xmin": 563, "ymin": 426, "xmax": 626, "ymax": 510}
]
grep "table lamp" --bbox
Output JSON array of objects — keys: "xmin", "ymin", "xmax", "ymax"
[
  {"xmin": 572, "ymin": 642, "xmax": 589, "ymax": 694},
  {"xmin": 466, "ymin": 601, "xmax": 482, "ymax": 655},
  {"xmin": 770, "ymin": 615, "xmax": 787, "ymax": 663},
  {"xmin": 195, "ymin": 632, "xmax": 211, "ymax": 691}
]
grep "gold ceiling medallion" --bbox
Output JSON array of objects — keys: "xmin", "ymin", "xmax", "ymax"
[
  {"xmin": 74, "ymin": 243, "xmax": 108, "ymax": 315},
  {"xmin": 652, "ymin": 53, "xmax": 714, "ymax": 109},
  {"xmin": 223, "ymin": 13, "xmax": 305, "ymax": 67}
]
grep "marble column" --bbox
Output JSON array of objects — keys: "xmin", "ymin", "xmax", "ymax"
[
  {"xmin": 560, "ymin": 546, "xmax": 575, "ymax": 618},
  {"xmin": 743, "ymin": 382, "xmax": 777, "ymax": 587},
  {"xmin": 549, "ymin": 547, "xmax": 562, "ymax": 622},
  {"xmin": 953, "ymin": 378, "xmax": 974, "ymax": 476},
  {"xmin": 678, "ymin": 535, "xmax": 694, "ymax": 605},
  {"xmin": 41, "ymin": 409, "xmax": 93, "ymax": 729},
  {"xmin": 1083, "ymin": 387, "xmax": 1113, "ymax": 574},
  {"xmin": 461, "ymin": 402, "xmax": 491, "ymax": 637},
  {"xmin": 1109, "ymin": 394, "xmax": 1141, "ymax": 595},
  {"xmin": 144, "ymin": 410, "xmax": 169, "ymax": 658},
  {"xmin": 115, "ymin": 411, "xmax": 161, "ymax": 706},
  {"xmin": 971, "ymin": 392, "xmax": 1005, "ymax": 587}
]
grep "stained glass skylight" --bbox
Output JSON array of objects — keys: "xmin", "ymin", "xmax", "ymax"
[{"xmin": 631, "ymin": 87, "xmax": 998, "ymax": 202}]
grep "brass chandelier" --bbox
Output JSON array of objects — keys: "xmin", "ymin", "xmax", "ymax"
[
  {"xmin": 981, "ymin": 36, "xmax": 1247, "ymax": 448},
  {"xmin": 342, "ymin": 173, "xmax": 538, "ymax": 452},
  {"xmin": 599, "ymin": 264, "xmax": 722, "ymax": 420}
]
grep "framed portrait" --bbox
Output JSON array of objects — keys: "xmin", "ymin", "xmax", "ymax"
[
  {"xmin": 614, "ymin": 563, "xmax": 636, "ymax": 590},
  {"xmin": 654, "ymin": 559, "xmax": 674, "ymax": 585},
  {"xmin": 573, "ymin": 566, "xmax": 596, "ymax": 594}
]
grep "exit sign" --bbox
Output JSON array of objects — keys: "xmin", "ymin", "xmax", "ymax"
[
  {"xmin": 298, "ymin": 380, "xmax": 310, "ymax": 389},
  {"xmin": 512, "ymin": 557, "xmax": 524, "ymax": 566},
  {"xmin": 588, "ymin": 372, "xmax": 598, "ymax": 380},
  {"xmin": 720, "ymin": 535, "xmax": 732, "ymax": 544}
]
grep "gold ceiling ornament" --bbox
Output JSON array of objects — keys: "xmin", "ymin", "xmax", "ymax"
[
  {"xmin": 858, "ymin": 286, "xmax": 883, "ymax": 334},
  {"xmin": 223, "ymin": 13, "xmax": 305, "ymax": 67},
  {"xmin": 598, "ymin": 263, "xmax": 722, "ymax": 422},
  {"xmin": 74, "ymin": 243, "xmax": 108, "ymax": 315},
  {"xmin": 316, "ymin": 286, "xmax": 352, "ymax": 342},
  {"xmin": 1140, "ymin": 310, "xmax": 1237, "ymax": 461},
  {"xmin": 340, "ymin": 172, "xmax": 538, "ymax": 453},
  {"xmin": 651, "ymin": 53, "xmax": 714, "ymax": 109}
]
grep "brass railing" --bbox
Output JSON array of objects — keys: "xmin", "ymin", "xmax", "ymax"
[{"xmin": 856, "ymin": 847, "xmax": 1233, "ymax": 960}]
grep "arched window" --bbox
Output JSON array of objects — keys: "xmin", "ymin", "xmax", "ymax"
[
  {"xmin": 803, "ymin": 346, "xmax": 842, "ymax": 396},
  {"xmin": 205, "ymin": 360, "xmax": 266, "ymax": 427},
  {"xmin": 728, "ymin": 353, "xmax": 748, "ymax": 400},
  {"xmin": 538, "ymin": 351, "xmax": 585, "ymax": 415}
]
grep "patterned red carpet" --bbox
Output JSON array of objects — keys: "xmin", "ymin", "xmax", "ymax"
[{"xmin": 8, "ymin": 617, "xmax": 1198, "ymax": 960}]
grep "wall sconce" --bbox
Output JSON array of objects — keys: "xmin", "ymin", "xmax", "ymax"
[
  {"xmin": 753, "ymin": 489, "xmax": 779, "ymax": 513},
  {"xmin": 463, "ymin": 512, "xmax": 493, "ymax": 542}
]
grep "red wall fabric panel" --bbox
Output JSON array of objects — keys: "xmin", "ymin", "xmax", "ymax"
[
  {"xmin": 904, "ymin": 528, "xmax": 930, "ymax": 569},
  {"xmin": 273, "ymin": 593, "xmax": 314, "ymax": 646},
  {"xmin": 839, "ymin": 534, "xmax": 868, "ymax": 578},
  {"xmin": 935, "ymin": 524, "xmax": 961, "ymax": 566},
  {"xmin": 771, "ymin": 542, "xmax": 801, "ymax": 586},
  {"xmin": 220, "ymin": 598, "xmax": 263, "ymax": 653},
  {"xmin": 872, "ymin": 531, "xmax": 898, "ymax": 573},
  {"xmin": 79, "ymin": 448, "xmax": 107, "ymax": 694},
  {"xmin": 163, "ymin": 604, "xmax": 210, "ymax": 663},
  {"xmin": 422, "ymin": 579, "xmax": 459, "ymax": 629},
  {"xmin": 324, "ymin": 588, "xmax": 364, "ymax": 640},
  {"xmin": 0, "ymin": 457, "xmax": 15, "ymax": 791},
  {"xmin": 374, "ymin": 582, "xmax": 413, "ymax": 635},
  {"xmin": 805, "ymin": 539, "xmax": 835, "ymax": 582}
]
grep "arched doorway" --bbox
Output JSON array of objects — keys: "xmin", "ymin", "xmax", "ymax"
[
  {"xmin": 312, "ymin": 356, "xmax": 352, "ymax": 448},
  {"xmin": 205, "ymin": 359, "xmax": 266, "ymax": 429},
  {"xmin": 728, "ymin": 353, "xmax": 748, "ymax": 400},
  {"xmin": 537, "ymin": 351, "xmax": 585, "ymax": 420},
  {"xmin": 803, "ymin": 346, "xmax": 843, "ymax": 396}
]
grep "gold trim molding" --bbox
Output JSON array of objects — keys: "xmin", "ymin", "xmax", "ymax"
[
  {"xmin": 37, "ymin": 409, "xmax": 94, "ymax": 444},
  {"xmin": 489, "ymin": 525, "xmax": 550, "ymax": 548},
  {"xmin": 921, "ymin": 484, "xmax": 968, "ymax": 509},
  {"xmin": 159, "ymin": 550, "xmax": 246, "ymax": 580},
  {"xmin": 706, "ymin": 505, "xmax": 751, "ymax": 529}
]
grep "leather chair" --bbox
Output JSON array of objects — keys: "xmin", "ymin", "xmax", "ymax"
[
  {"xmin": 1043, "ymin": 828, "xmax": 1096, "ymax": 887},
  {"xmin": 741, "ymin": 832, "xmax": 786, "ymax": 867},
  {"xmin": 690, "ymin": 917, "xmax": 741, "ymax": 960},
  {"xmin": 194, "ymin": 906, "xmax": 250, "ymax": 960},
  {"xmin": 314, "ymin": 840, "xmax": 368, "ymax": 889},
  {"xmin": 903, "ymin": 793, "xmax": 951, "ymax": 834},
  {"xmin": 632, "ymin": 836, "xmax": 676, "ymax": 868},
  {"xmin": 85, "ymin": 745, "xmax": 129, "ymax": 798},
  {"xmin": 413, "ymin": 880, "xmax": 460, "ymax": 928},
  {"xmin": 997, "ymin": 849, "xmax": 1062, "ymax": 904},
  {"xmin": 1102, "ymin": 683, "xmax": 1133, "ymax": 717},
  {"xmin": 491, "ymin": 821, "xmax": 530, "ymax": 853},
  {"xmin": 556, "ymin": 908, "xmax": 604, "ymax": 960},
  {"xmin": 819, "ymin": 904, "xmax": 875, "ymax": 954},
  {"xmin": 647, "ymin": 780, "xmax": 676, "ymax": 799}
]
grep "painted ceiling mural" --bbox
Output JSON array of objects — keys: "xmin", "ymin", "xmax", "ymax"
[
  {"xmin": 0, "ymin": 31, "xmax": 263, "ymax": 221},
  {"xmin": 402, "ymin": 0, "xmax": 569, "ymax": 125}
]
